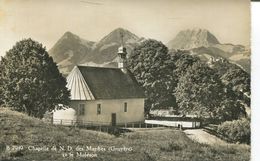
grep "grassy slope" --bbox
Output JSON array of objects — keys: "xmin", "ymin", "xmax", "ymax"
[{"xmin": 0, "ymin": 108, "xmax": 250, "ymax": 161}]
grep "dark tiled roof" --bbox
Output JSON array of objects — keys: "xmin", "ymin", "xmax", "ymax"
[{"xmin": 77, "ymin": 66, "xmax": 145, "ymax": 99}]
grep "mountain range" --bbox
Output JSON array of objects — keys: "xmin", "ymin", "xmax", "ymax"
[
  {"xmin": 48, "ymin": 28, "xmax": 250, "ymax": 75},
  {"xmin": 167, "ymin": 28, "xmax": 250, "ymax": 72},
  {"xmin": 48, "ymin": 28, "xmax": 143, "ymax": 74}
]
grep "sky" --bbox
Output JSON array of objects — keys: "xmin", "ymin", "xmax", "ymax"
[{"xmin": 0, "ymin": 0, "xmax": 250, "ymax": 57}]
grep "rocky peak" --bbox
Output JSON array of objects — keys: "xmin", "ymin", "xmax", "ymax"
[
  {"xmin": 97, "ymin": 28, "xmax": 139, "ymax": 46},
  {"xmin": 167, "ymin": 28, "xmax": 220, "ymax": 49}
]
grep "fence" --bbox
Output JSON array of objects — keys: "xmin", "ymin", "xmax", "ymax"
[
  {"xmin": 47, "ymin": 119, "xmax": 170, "ymax": 136},
  {"xmin": 50, "ymin": 119, "xmax": 167, "ymax": 129}
]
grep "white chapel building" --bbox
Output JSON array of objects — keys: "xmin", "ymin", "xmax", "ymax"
[{"xmin": 53, "ymin": 45, "xmax": 145, "ymax": 126}]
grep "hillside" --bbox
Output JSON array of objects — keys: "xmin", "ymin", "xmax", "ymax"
[
  {"xmin": 0, "ymin": 108, "xmax": 250, "ymax": 161},
  {"xmin": 189, "ymin": 45, "xmax": 250, "ymax": 73}
]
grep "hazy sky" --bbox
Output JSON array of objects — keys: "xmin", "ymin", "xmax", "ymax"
[{"xmin": 0, "ymin": 0, "xmax": 250, "ymax": 57}]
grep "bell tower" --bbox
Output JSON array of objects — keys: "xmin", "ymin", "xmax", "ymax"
[{"xmin": 118, "ymin": 32, "xmax": 127, "ymax": 72}]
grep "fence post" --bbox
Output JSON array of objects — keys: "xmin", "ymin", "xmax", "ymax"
[
  {"xmin": 60, "ymin": 120, "xmax": 62, "ymax": 125},
  {"xmin": 152, "ymin": 124, "xmax": 153, "ymax": 128},
  {"xmin": 139, "ymin": 123, "xmax": 141, "ymax": 128},
  {"xmin": 145, "ymin": 123, "xmax": 147, "ymax": 128}
]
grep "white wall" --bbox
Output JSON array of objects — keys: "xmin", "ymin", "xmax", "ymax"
[
  {"xmin": 70, "ymin": 98, "xmax": 145, "ymax": 125},
  {"xmin": 145, "ymin": 120, "xmax": 200, "ymax": 128},
  {"xmin": 53, "ymin": 108, "xmax": 77, "ymax": 125}
]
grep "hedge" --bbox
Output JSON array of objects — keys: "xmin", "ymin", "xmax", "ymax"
[{"xmin": 217, "ymin": 118, "xmax": 250, "ymax": 144}]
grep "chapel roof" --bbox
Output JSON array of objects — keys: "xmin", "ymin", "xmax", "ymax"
[{"xmin": 66, "ymin": 65, "xmax": 145, "ymax": 100}]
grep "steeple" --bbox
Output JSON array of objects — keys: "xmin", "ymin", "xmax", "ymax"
[{"xmin": 117, "ymin": 31, "xmax": 127, "ymax": 72}]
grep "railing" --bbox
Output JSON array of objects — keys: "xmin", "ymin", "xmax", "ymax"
[
  {"xmin": 49, "ymin": 119, "xmax": 167, "ymax": 129},
  {"xmin": 52, "ymin": 119, "xmax": 110, "ymax": 126},
  {"xmin": 118, "ymin": 122, "xmax": 166, "ymax": 128}
]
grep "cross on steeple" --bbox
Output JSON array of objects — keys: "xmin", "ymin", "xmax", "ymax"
[
  {"xmin": 117, "ymin": 30, "xmax": 127, "ymax": 73},
  {"xmin": 120, "ymin": 31, "xmax": 124, "ymax": 46}
]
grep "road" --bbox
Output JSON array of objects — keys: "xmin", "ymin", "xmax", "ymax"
[{"xmin": 184, "ymin": 129, "xmax": 227, "ymax": 145}]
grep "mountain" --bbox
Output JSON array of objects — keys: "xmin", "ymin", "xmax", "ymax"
[
  {"xmin": 167, "ymin": 28, "xmax": 220, "ymax": 50},
  {"xmin": 49, "ymin": 27, "xmax": 250, "ymax": 75},
  {"xmin": 49, "ymin": 28, "xmax": 142, "ymax": 75},
  {"xmin": 81, "ymin": 28, "xmax": 141, "ymax": 64},
  {"xmin": 48, "ymin": 31, "xmax": 95, "ymax": 74},
  {"xmin": 167, "ymin": 28, "xmax": 250, "ymax": 73}
]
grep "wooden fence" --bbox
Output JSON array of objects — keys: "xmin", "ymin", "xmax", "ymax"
[{"xmin": 50, "ymin": 119, "xmax": 167, "ymax": 129}]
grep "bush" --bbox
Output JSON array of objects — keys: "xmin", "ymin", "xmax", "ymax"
[{"xmin": 217, "ymin": 118, "xmax": 250, "ymax": 144}]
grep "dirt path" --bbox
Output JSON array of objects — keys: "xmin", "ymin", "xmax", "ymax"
[{"xmin": 184, "ymin": 129, "xmax": 227, "ymax": 145}]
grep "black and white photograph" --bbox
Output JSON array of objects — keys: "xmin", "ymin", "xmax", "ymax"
[{"xmin": 0, "ymin": 0, "xmax": 252, "ymax": 160}]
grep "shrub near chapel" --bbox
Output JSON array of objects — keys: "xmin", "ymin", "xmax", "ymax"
[
  {"xmin": 0, "ymin": 39, "xmax": 70, "ymax": 118},
  {"xmin": 217, "ymin": 118, "xmax": 250, "ymax": 144}
]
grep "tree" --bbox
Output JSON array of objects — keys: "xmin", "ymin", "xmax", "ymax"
[
  {"xmin": 0, "ymin": 60, "xmax": 4, "ymax": 106},
  {"xmin": 128, "ymin": 39, "xmax": 173, "ymax": 113},
  {"xmin": 175, "ymin": 62, "xmax": 224, "ymax": 118},
  {"xmin": 211, "ymin": 59, "xmax": 250, "ymax": 94},
  {"xmin": 0, "ymin": 38, "xmax": 70, "ymax": 118},
  {"xmin": 211, "ymin": 59, "xmax": 250, "ymax": 107},
  {"xmin": 175, "ymin": 61, "xmax": 245, "ymax": 120},
  {"xmin": 168, "ymin": 50, "xmax": 200, "ymax": 89},
  {"xmin": 128, "ymin": 42, "xmax": 201, "ymax": 114},
  {"xmin": 216, "ymin": 99, "xmax": 246, "ymax": 121},
  {"xmin": 221, "ymin": 67, "xmax": 250, "ymax": 106}
]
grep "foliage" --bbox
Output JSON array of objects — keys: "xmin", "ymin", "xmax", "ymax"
[
  {"xmin": 128, "ymin": 41, "xmax": 199, "ymax": 113},
  {"xmin": 128, "ymin": 40, "xmax": 248, "ymax": 121},
  {"xmin": 212, "ymin": 59, "xmax": 250, "ymax": 106},
  {"xmin": 221, "ymin": 67, "xmax": 250, "ymax": 106},
  {"xmin": 169, "ymin": 50, "xmax": 200, "ymax": 79},
  {"xmin": 217, "ymin": 118, "xmax": 250, "ymax": 144},
  {"xmin": 0, "ymin": 39, "xmax": 70, "ymax": 118},
  {"xmin": 175, "ymin": 61, "xmax": 245, "ymax": 120},
  {"xmin": 216, "ymin": 99, "xmax": 246, "ymax": 121},
  {"xmin": 175, "ymin": 62, "xmax": 223, "ymax": 118},
  {"xmin": 128, "ymin": 39, "xmax": 173, "ymax": 112},
  {"xmin": 0, "ymin": 60, "xmax": 4, "ymax": 106}
]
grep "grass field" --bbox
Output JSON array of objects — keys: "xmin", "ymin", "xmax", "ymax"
[{"xmin": 0, "ymin": 108, "xmax": 250, "ymax": 161}]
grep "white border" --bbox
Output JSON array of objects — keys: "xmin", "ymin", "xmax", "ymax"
[{"xmin": 251, "ymin": 2, "xmax": 260, "ymax": 161}]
